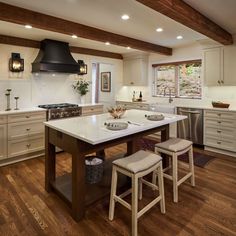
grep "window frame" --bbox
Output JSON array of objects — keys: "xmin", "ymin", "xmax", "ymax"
[{"xmin": 152, "ymin": 59, "xmax": 202, "ymax": 99}]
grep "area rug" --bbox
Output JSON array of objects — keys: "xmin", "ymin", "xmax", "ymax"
[{"xmin": 138, "ymin": 138, "xmax": 215, "ymax": 168}]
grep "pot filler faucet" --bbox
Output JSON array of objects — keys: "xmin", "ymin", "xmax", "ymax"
[{"xmin": 164, "ymin": 86, "xmax": 173, "ymax": 104}]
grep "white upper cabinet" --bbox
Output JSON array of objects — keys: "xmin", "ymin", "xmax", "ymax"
[
  {"xmin": 123, "ymin": 56, "xmax": 148, "ymax": 86},
  {"xmin": 204, "ymin": 47, "xmax": 223, "ymax": 86},
  {"xmin": 223, "ymin": 45, "xmax": 236, "ymax": 85},
  {"xmin": 204, "ymin": 45, "xmax": 236, "ymax": 86}
]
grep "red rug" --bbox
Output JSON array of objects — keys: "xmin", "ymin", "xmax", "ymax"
[{"xmin": 138, "ymin": 138, "xmax": 215, "ymax": 168}]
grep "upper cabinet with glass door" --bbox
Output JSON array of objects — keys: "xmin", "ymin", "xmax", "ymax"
[{"xmin": 203, "ymin": 46, "xmax": 236, "ymax": 86}]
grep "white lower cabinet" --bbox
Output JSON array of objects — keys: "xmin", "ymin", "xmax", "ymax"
[
  {"xmin": 0, "ymin": 110, "xmax": 46, "ymax": 165},
  {"xmin": 204, "ymin": 110, "xmax": 236, "ymax": 153},
  {"xmin": 0, "ymin": 124, "xmax": 7, "ymax": 160}
]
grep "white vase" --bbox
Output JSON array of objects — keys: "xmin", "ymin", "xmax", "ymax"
[{"xmin": 80, "ymin": 95, "xmax": 86, "ymax": 104}]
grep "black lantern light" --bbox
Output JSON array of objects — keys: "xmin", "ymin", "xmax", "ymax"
[
  {"xmin": 9, "ymin": 53, "xmax": 24, "ymax": 72},
  {"xmin": 78, "ymin": 60, "xmax": 87, "ymax": 75}
]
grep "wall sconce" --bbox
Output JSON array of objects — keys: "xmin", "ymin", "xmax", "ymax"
[
  {"xmin": 78, "ymin": 60, "xmax": 87, "ymax": 75},
  {"xmin": 9, "ymin": 53, "xmax": 24, "ymax": 72}
]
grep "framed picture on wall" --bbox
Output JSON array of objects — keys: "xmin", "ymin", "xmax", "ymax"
[{"xmin": 101, "ymin": 72, "xmax": 111, "ymax": 92}]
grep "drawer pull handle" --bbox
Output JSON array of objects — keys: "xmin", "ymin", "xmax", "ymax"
[
  {"xmin": 217, "ymin": 114, "xmax": 221, "ymax": 116},
  {"xmin": 25, "ymin": 116, "xmax": 30, "ymax": 118},
  {"xmin": 218, "ymin": 121, "xmax": 221, "ymax": 124},
  {"xmin": 217, "ymin": 141, "xmax": 221, "ymax": 144},
  {"xmin": 90, "ymin": 108, "xmax": 94, "ymax": 111},
  {"xmin": 217, "ymin": 130, "xmax": 221, "ymax": 133},
  {"xmin": 26, "ymin": 128, "xmax": 31, "ymax": 131},
  {"xmin": 26, "ymin": 144, "xmax": 31, "ymax": 148}
]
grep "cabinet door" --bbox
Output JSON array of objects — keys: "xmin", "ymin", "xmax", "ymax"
[
  {"xmin": 0, "ymin": 125, "xmax": 7, "ymax": 160},
  {"xmin": 204, "ymin": 47, "xmax": 223, "ymax": 86},
  {"xmin": 223, "ymin": 45, "xmax": 236, "ymax": 85},
  {"xmin": 123, "ymin": 58, "xmax": 148, "ymax": 86}
]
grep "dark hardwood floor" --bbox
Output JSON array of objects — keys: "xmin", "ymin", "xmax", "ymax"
[{"xmin": 0, "ymin": 144, "xmax": 235, "ymax": 236}]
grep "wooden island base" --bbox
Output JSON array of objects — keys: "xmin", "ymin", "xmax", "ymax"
[{"xmin": 45, "ymin": 124, "xmax": 169, "ymax": 221}]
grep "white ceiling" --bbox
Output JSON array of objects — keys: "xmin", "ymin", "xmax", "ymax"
[{"xmin": 0, "ymin": 0, "xmax": 235, "ymax": 54}]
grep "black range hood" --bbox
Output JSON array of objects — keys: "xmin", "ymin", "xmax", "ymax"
[{"xmin": 32, "ymin": 39, "xmax": 80, "ymax": 73}]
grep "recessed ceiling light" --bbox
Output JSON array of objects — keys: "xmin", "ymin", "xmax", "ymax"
[
  {"xmin": 177, "ymin": 35, "xmax": 183, "ymax": 40},
  {"xmin": 156, "ymin": 28, "xmax": 163, "ymax": 32},
  {"xmin": 105, "ymin": 42, "xmax": 110, "ymax": 45},
  {"xmin": 52, "ymin": 74, "xmax": 56, "ymax": 77},
  {"xmin": 72, "ymin": 35, "xmax": 78, "ymax": 39},
  {"xmin": 121, "ymin": 14, "xmax": 130, "ymax": 20},
  {"xmin": 126, "ymin": 46, "xmax": 131, "ymax": 50},
  {"xmin": 25, "ymin": 25, "xmax": 32, "ymax": 29}
]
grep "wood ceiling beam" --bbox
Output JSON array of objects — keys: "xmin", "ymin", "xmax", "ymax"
[
  {"xmin": 0, "ymin": 35, "xmax": 123, "ymax": 60},
  {"xmin": 0, "ymin": 2, "xmax": 172, "ymax": 55},
  {"xmin": 136, "ymin": 0, "xmax": 233, "ymax": 45}
]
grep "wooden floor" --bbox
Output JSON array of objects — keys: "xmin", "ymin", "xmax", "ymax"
[{"xmin": 0, "ymin": 144, "xmax": 236, "ymax": 236}]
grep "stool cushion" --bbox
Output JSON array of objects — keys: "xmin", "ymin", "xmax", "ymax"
[
  {"xmin": 113, "ymin": 150, "xmax": 162, "ymax": 173},
  {"xmin": 155, "ymin": 138, "xmax": 192, "ymax": 153}
]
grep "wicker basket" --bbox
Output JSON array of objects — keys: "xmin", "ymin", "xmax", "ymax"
[{"xmin": 85, "ymin": 156, "xmax": 104, "ymax": 184}]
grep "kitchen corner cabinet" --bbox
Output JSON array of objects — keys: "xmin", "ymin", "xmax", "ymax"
[
  {"xmin": 81, "ymin": 104, "xmax": 104, "ymax": 116},
  {"xmin": 0, "ymin": 110, "xmax": 46, "ymax": 165},
  {"xmin": 123, "ymin": 57, "xmax": 148, "ymax": 86},
  {"xmin": 0, "ymin": 116, "xmax": 7, "ymax": 160},
  {"xmin": 204, "ymin": 46, "xmax": 236, "ymax": 86}
]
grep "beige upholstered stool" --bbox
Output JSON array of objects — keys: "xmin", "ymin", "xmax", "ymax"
[
  {"xmin": 109, "ymin": 150, "xmax": 165, "ymax": 236},
  {"xmin": 153, "ymin": 138, "xmax": 195, "ymax": 203}
]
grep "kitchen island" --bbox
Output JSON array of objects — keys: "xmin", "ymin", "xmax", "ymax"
[{"xmin": 44, "ymin": 109, "xmax": 186, "ymax": 221}]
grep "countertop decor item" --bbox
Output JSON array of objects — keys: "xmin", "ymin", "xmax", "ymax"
[
  {"xmin": 72, "ymin": 78, "xmax": 91, "ymax": 96},
  {"xmin": 212, "ymin": 101, "xmax": 230, "ymax": 108},
  {"xmin": 145, "ymin": 114, "xmax": 164, "ymax": 121},
  {"xmin": 5, "ymin": 89, "xmax": 12, "ymax": 111},
  {"xmin": 107, "ymin": 106, "xmax": 126, "ymax": 119},
  {"xmin": 104, "ymin": 122, "xmax": 128, "ymax": 130},
  {"xmin": 14, "ymin": 96, "xmax": 19, "ymax": 110}
]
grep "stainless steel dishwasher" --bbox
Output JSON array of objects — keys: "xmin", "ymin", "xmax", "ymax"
[{"xmin": 177, "ymin": 107, "xmax": 203, "ymax": 145}]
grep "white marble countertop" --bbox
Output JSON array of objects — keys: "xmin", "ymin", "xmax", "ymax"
[
  {"xmin": 78, "ymin": 103, "xmax": 104, "ymax": 107},
  {"xmin": 116, "ymin": 100, "xmax": 236, "ymax": 112},
  {"xmin": 0, "ymin": 107, "xmax": 46, "ymax": 115},
  {"xmin": 44, "ymin": 109, "xmax": 186, "ymax": 145}
]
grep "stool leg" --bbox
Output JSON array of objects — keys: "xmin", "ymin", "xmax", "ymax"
[
  {"xmin": 109, "ymin": 166, "xmax": 118, "ymax": 221},
  {"xmin": 157, "ymin": 163, "xmax": 166, "ymax": 214},
  {"xmin": 152, "ymin": 171, "xmax": 157, "ymax": 190},
  {"xmin": 131, "ymin": 174, "xmax": 138, "ymax": 236},
  {"xmin": 189, "ymin": 146, "xmax": 195, "ymax": 187},
  {"xmin": 172, "ymin": 153, "xmax": 178, "ymax": 203},
  {"xmin": 138, "ymin": 178, "xmax": 143, "ymax": 200}
]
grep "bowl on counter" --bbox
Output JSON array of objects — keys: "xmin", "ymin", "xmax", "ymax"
[
  {"xmin": 212, "ymin": 101, "xmax": 230, "ymax": 108},
  {"xmin": 107, "ymin": 106, "xmax": 126, "ymax": 119}
]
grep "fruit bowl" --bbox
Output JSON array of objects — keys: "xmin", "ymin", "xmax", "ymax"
[{"xmin": 107, "ymin": 106, "xmax": 126, "ymax": 119}]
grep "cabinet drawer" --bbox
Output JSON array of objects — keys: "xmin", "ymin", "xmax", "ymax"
[
  {"xmin": 81, "ymin": 106, "xmax": 103, "ymax": 116},
  {"xmin": 204, "ymin": 136, "xmax": 235, "ymax": 152},
  {"xmin": 8, "ymin": 111, "xmax": 46, "ymax": 123},
  {"xmin": 8, "ymin": 136, "xmax": 44, "ymax": 158},
  {"xmin": 8, "ymin": 120, "xmax": 44, "ymax": 140},
  {"xmin": 204, "ymin": 110, "xmax": 236, "ymax": 120},
  {"xmin": 0, "ymin": 116, "xmax": 7, "ymax": 125},
  {"xmin": 204, "ymin": 117, "xmax": 236, "ymax": 128},
  {"xmin": 0, "ymin": 124, "xmax": 7, "ymax": 160},
  {"xmin": 205, "ymin": 126, "xmax": 235, "ymax": 140}
]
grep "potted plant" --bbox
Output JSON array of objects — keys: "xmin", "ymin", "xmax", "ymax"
[{"xmin": 72, "ymin": 78, "xmax": 91, "ymax": 96}]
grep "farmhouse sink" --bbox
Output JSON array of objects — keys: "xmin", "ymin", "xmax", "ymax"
[{"xmin": 149, "ymin": 103, "xmax": 176, "ymax": 114}]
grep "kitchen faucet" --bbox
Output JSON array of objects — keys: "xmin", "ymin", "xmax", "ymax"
[{"xmin": 164, "ymin": 86, "xmax": 173, "ymax": 103}]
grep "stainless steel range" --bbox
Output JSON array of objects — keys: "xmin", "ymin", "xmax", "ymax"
[{"xmin": 38, "ymin": 103, "xmax": 81, "ymax": 120}]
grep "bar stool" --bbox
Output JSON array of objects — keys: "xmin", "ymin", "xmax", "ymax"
[
  {"xmin": 153, "ymin": 138, "xmax": 195, "ymax": 203},
  {"xmin": 109, "ymin": 150, "xmax": 165, "ymax": 236}
]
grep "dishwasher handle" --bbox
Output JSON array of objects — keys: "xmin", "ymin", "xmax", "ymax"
[{"xmin": 178, "ymin": 109, "xmax": 201, "ymax": 114}]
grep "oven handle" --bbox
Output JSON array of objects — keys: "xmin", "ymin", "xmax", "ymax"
[{"xmin": 178, "ymin": 109, "xmax": 201, "ymax": 114}]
